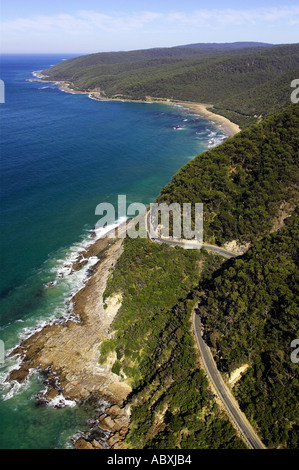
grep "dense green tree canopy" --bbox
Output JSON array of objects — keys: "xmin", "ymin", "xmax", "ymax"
[
  {"xmin": 157, "ymin": 104, "xmax": 299, "ymax": 245},
  {"xmin": 44, "ymin": 43, "xmax": 299, "ymax": 126}
]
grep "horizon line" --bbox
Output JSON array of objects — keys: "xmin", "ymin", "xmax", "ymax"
[{"xmin": 3, "ymin": 40, "xmax": 299, "ymax": 56}]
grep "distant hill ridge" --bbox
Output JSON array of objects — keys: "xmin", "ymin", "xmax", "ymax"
[
  {"xmin": 43, "ymin": 43, "xmax": 299, "ymax": 127},
  {"xmin": 43, "ymin": 41, "xmax": 280, "ymax": 73},
  {"xmin": 175, "ymin": 41, "xmax": 275, "ymax": 49}
]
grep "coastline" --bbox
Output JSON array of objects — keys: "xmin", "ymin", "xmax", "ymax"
[
  {"xmin": 7, "ymin": 70, "xmax": 241, "ymax": 448},
  {"xmin": 170, "ymin": 101, "xmax": 240, "ymax": 137},
  {"xmin": 7, "ymin": 222, "xmax": 133, "ymax": 449},
  {"xmin": 29, "ymin": 71, "xmax": 240, "ymax": 138}
]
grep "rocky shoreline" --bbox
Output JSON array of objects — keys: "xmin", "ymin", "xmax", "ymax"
[
  {"xmin": 6, "ymin": 224, "xmax": 133, "ymax": 449},
  {"xmin": 13, "ymin": 69, "xmax": 240, "ymax": 449},
  {"xmin": 74, "ymin": 404, "xmax": 131, "ymax": 449}
]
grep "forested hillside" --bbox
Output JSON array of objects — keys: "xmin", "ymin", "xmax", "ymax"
[
  {"xmin": 100, "ymin": 237, "xmax": 246, "ymax": 449},
  {"xmin": 157, "ymin": 104, "xmax": 299, "ymax": 246},
  {"xmin": 100, "ymin": 102, "xmax": 298, "ymax": 449},
  {"xmin": 57, "ymin": 41, "xmax": 298, "ymax": 448},
  {"xmin": 211, "ymin": 67, "xmax": 299, "ymax": 127},
  {"xmin": 198, "ymin": 216, "xmax": 299, "ymax": 448},
  {"xmin": 43, "ymin": 41, "xmax": 274, "ymax": 78}
]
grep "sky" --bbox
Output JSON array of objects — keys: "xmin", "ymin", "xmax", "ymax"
[{"xmin": 1, "ymin": 0, "xmax": 299, "ymax": 54}]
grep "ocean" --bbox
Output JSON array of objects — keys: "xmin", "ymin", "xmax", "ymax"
[{"xmin": 0, "ymin": 53, "xmax": 227, "ymax": 449}]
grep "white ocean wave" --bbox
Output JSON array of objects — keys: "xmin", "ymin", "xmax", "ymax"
[
  {"xmin": 208, "ymin": 135, "xmax": 228, "ymax": 148},
  {"xmin": 47, "ymin": 393, "xmax": 77, "ymax": 408}
]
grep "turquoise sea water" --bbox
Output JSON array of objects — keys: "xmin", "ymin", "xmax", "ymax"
[{"xmin": 0, "ymin": 54, "xmax": 227, "ymax": 449}]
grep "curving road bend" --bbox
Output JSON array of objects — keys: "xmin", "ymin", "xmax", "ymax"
[
  {"xmin": 146, "ymin": 211, "xmax": 238, "ymax": 258},
  {"xmin": 193, "ymin": 310, "xmax": 266, "ymax": 449},
  {"xmin": 146, "ymin": 211, "xmax": 266, "ymax": 449}
]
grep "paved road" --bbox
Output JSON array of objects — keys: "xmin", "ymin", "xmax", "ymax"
[
  {"xmin": 146, "ymin": 211, "xmax": 238, "ymax": 258},
  {"xmin": 146, "ymin": 211, "xmax": 266, "ymax": 449},
  {"xmin": 193, "ymin": 311, "xmax": 266, "ymax": 449}
]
